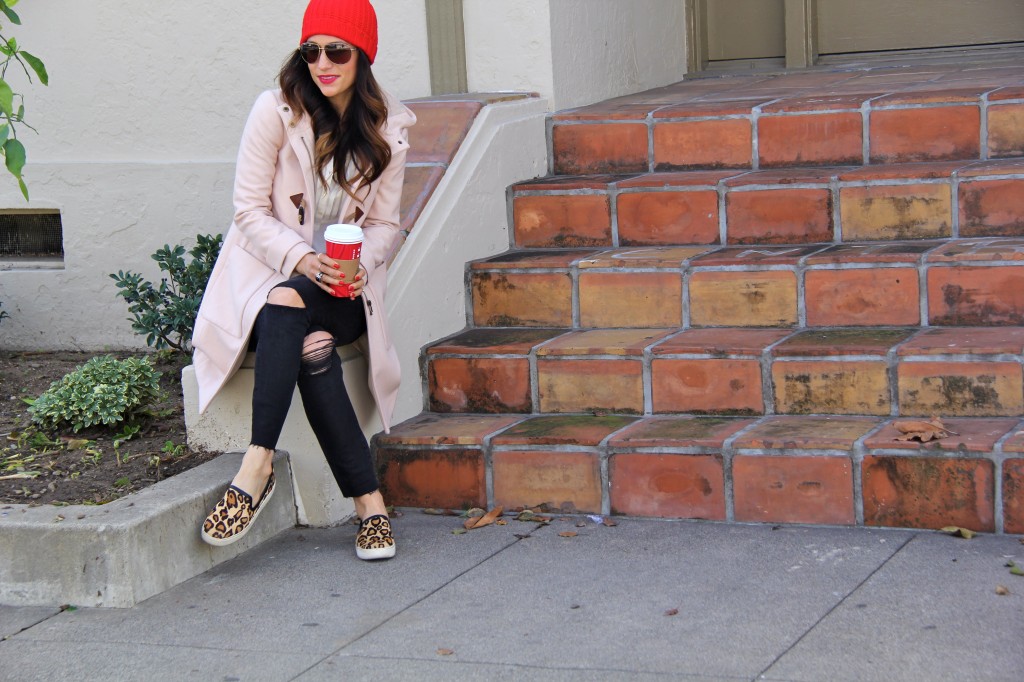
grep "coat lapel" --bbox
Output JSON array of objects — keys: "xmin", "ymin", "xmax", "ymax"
[{"xmin": 279, "ymin": 102, "xmax": 379, "ymax": 229}]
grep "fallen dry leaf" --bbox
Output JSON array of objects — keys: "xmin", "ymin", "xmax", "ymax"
[
  {"xmin": 516, "ymin": 510, "xmax": 552, "ymax": 523},
  {"xmin": 558, "ymin": 531, "xmax": 578, "ymax": 538},
  {"xmin": 496, "ymin": 519, "xmax": 507, "ymax": 526},
  {"xmin": 0, "ymin": 473, "xmax": 36, "ymax": 481},
  {"xmin": 437, "ymin": 648, "xmax": 454, "ymax": 656},
  {"xmin": 893, "ymin": 417, "xmax": 958, "ymax": 442},
  {"xmin": 941, "ymin": 526, "xmax": 976, "ymax": 539},
  {"xmin": 464, "ymin": 506, "xmax": 503, "ymax": 530},
  {"xmin": 423, "ymin": 508, "xmax": 455, "ymax": 516},
  {"xmin": 664, "ymin": 608, "xmax": 679, "ymax": 616},
  {"xmin": 995, "ymin": 585, "xmax": 1010, "ymax": 596},
  {"xmin": 601, "ymin": 518, "xmax": 618, "ymax": 527}
]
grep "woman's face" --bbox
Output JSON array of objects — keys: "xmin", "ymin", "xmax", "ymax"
[{"xmin": 304, "ymin": 34, "xmax": 358, "ymax": 113}]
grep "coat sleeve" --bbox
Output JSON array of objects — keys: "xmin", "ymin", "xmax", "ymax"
[{"xmin": 232, "ymin": 91, "xmax": 314, "ymax": 277}]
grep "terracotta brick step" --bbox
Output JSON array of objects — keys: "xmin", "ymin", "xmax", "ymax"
[
  {"xmin": 511, "ymin": 159, "xmax": 1024, "ymax": 248},
  {"xmin": 549, "ymin": 63, "xmax": 1024, "ymax": 175},
  {"xmin": 426, "ymin": 326, "xmax": 1024, "ymax": 419},
  {"xmin": 374, "ymin": 412, "xmax": 1024, "ymax": 534},
  {"xmin": 470, "ymin": 238, "xmax": 1024, "ymax": 330}
]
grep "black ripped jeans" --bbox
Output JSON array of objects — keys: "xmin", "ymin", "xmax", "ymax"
[{"xmin": 248, "ymin": 276, "xmax": 377, "ymax": 498}]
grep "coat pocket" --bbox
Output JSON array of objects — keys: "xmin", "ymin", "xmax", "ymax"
[{"xmin": 362, "ymin": 281, "xmax": 391, "ymax": 350}]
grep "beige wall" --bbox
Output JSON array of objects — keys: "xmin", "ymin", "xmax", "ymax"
[
  {"xmin": 464, "ymin": 0, "xmax": 688, "ymax": 110},
  {"xmin": 463, "ymin": 0, "xmax": 556, "ymax": 101},
  {"xmin": 550, "ymin": 0, "xmax": 687, "ymax": 109},
  {"xmin": 0, "ymin": 1, "xmax": 429, "ymax": 350},
  {"xmin": 0, "ymin": 0, "xmax": 687, "ymax": 350}
]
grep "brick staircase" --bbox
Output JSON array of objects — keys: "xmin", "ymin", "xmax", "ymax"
[{"xmin": 376, "ymin": 60, "xmax": 1024, "ymax": 534}]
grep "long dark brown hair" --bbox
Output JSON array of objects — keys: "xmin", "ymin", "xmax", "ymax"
[{"xmin": 279, "ymin": 48, "xmax": 392, "ymax": 197}]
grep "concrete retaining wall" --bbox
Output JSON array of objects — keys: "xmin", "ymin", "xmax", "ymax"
[{"xmin": 0, "ymin": 451, "xmax": 295, "ymax": 608}]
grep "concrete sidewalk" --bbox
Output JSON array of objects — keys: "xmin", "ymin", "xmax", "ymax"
[{"xmin": 1, "ymin": 514, "xmax": 1022, "ymax": 681}]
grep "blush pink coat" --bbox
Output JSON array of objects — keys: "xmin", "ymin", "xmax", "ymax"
[{"xmin": 191, "ymin": 89, "xmax": 416, "ymax": 433}]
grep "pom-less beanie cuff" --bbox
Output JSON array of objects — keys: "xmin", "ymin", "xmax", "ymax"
[{"xmin": 301, "ymin": 0, "xmax": 378, "ymax": 64}]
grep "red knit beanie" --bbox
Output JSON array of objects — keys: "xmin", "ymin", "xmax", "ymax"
[{"xmin": 301, "ymin": 0, "xmax": 378, "ymax": 64}]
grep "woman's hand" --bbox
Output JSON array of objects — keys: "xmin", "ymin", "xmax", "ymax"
[
  {"xmin": 296, "ymin": 252, "xmax": 366, "ymax": 299},
  {"xmin": 341, "ymin": 263, "xmax": 367, "ymax": 299}
]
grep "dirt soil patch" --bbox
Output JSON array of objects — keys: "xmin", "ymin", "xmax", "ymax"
[{"xmin": 0, "ymin": 351, "xmax": 219, "ymax": 506}]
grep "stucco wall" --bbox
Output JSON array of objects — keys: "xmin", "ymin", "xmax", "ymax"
[
  {"xmin": 463, "ymin": 0, "xmax": 556, "ymax": 101},
  {"xmin": 464, "ymin": 0, "xmax": 687, "ymax": 110},
  {"xmin": 0, "ymin": 1, "xmax": 429, "ymax": 350},
  {"xmin": 0, "ymin": 0, "xmax": 688, "ymax": 350},
  {"xmin": 550, "ymin": 0, "xmax": 687, "ymax": 110}
]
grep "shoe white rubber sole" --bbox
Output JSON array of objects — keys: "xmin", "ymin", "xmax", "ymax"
[{"xmin": 356, "ymin": 543, "xmax": 397, "ymax": 561}]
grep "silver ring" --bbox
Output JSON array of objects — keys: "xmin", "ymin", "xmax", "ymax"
[{"xmin": 315, "ymin": 271, "xmax": 324, "ymax": 283}]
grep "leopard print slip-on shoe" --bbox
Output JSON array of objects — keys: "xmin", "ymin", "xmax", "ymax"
[
  {"xmin": 201, "ymin": 472, "xmax": 276, "ymax": 547},
  {"xmin": 356, "ymin": 514, "xmax": 396, "ymax": 560}
]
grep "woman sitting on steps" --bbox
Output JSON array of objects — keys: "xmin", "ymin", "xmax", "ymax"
[{"xmin": 190, "ymin": 0, "xmax": 415, "ymax": 560}]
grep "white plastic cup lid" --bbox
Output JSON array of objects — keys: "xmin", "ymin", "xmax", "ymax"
[{"xmin": 324, "ymin": 223, "xmax": 363, "ymax": 244}]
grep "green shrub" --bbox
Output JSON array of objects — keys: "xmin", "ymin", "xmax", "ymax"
[
  {"xmin": 109, "ymin": 233, "xmax": 222, "ymax": 356},
  {"xmin": 28, "ymin": 355, "xmax": 163, "ymax": 432}
]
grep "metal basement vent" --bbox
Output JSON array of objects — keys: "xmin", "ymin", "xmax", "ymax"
[{"xmin": 0, "ymin": 210, "xmax": 64, "ymax": 259}]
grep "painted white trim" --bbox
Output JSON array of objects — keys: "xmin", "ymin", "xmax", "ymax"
[{"xmin": 388, "ymin": 96, "xmax": 550, "ymax": 424}]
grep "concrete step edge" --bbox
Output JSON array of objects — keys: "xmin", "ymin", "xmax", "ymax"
[{"xmin": 0, "ymin": 451, "xmax": 296, "ymax": 608}]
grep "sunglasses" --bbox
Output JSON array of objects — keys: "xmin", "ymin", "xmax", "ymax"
[{"xmin": 299, "ymin": 42, "xmax": 358, "ymax": 65}]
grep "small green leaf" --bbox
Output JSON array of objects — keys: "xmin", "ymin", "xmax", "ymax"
[
  {"xmin": 0, "ymin": 124, "xmax": 9, "ymax": 143},
  {"xmin": 0, "ymin": 79, "xmax": 13, "ymax": 117},
  {"xmin": 19, "ymin": 51, "xmax": 47, "ymax": 86},
  {"xmin": 4, "ymin": 137, "xmax": 26, "ymax": 175},
  {"xmin": 0, "ymin": 2, "xmax": 21, "ymax": 25},
  {"xmin": 17, "ymin": 175, "xmax": 27, "ymax": 200}
]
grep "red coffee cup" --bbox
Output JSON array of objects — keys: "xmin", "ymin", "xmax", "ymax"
[{"xmin": 324, "ymin": 223, "xmax": 363, "ymax": 297}]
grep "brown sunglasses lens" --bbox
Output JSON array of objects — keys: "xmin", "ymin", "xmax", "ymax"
[{"xmin": 298, "ymin": 43, "xmax": 355, "ymax": 65}]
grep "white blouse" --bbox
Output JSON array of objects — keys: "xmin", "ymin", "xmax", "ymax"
[{"xmin": 313, "ymin": 175, "xmax": 348, "ymax": 253}]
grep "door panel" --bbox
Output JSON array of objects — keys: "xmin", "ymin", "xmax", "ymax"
[
  {"xmin": 705, "ymin": 0, "xmax": 785, "ymax": 62},
  {"xmin": 817, "ymin": 0, "xmax": 1024, "ymax": 55},
  {"xmin": 691, "ymin": 0, "xmax": 1024, "ymax": 72}
]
